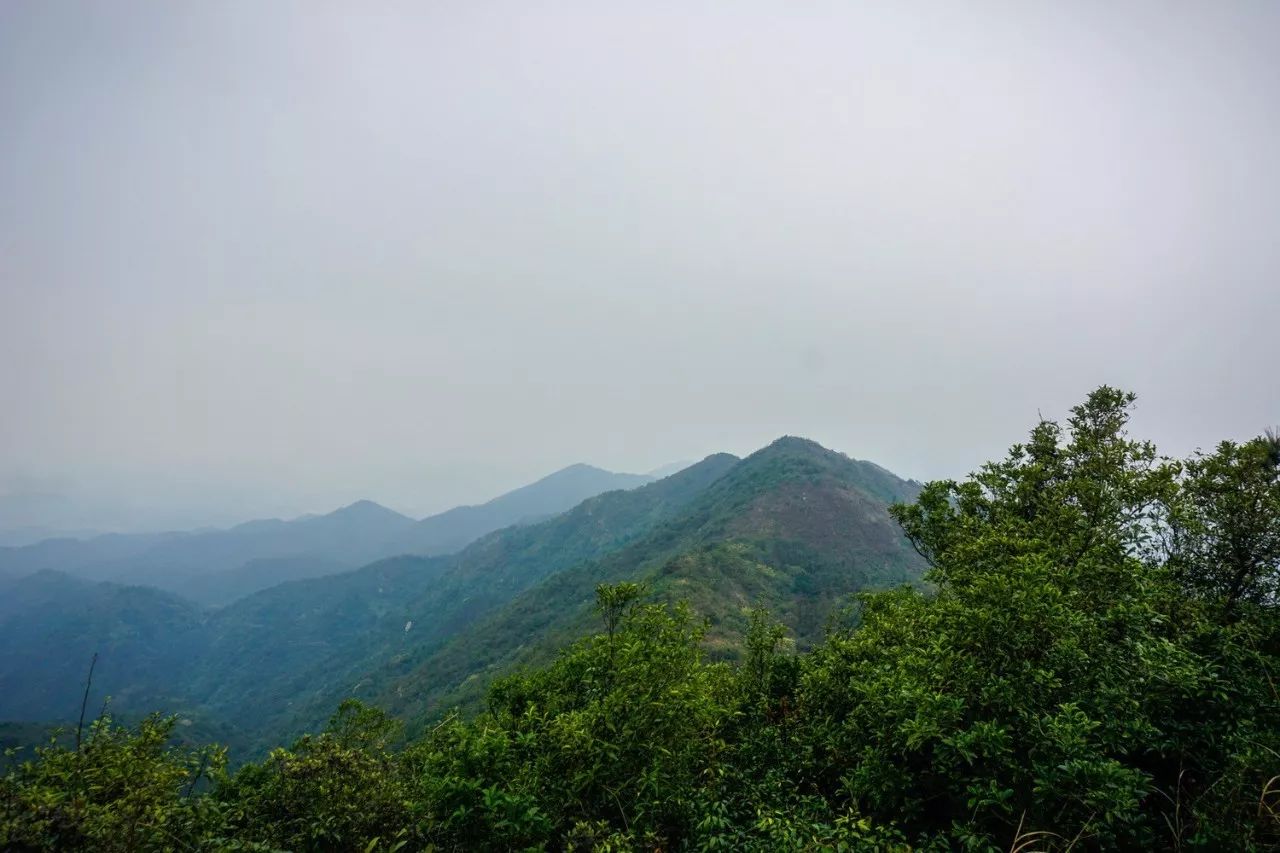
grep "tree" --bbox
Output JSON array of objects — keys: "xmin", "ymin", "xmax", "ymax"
[
  {"xmin": 1168, "ymin": 433, "xmax": 1280, "ymax": 617},
  {"xmin": 0, "ymin": 714, "xmax": 222, "ymax": 852},
  {"xmin": 799, "ymin": 388, "xmax": 1255, "ymax": 847},
  {"xmin": 212, "ymin": 700, "xmax": 409, "ymax": 852}
]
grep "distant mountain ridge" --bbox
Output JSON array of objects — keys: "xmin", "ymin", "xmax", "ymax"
[
  {"xmin": 0, "ymin": 464, "xmax": 654, "ymax": 605},
  {"xmin": 0, "ymin": 526, "xmax": 104, "ymax": 548},
  {"xmin": 389, "ymin": 463, "xmax": 654, "ymax": 557}
]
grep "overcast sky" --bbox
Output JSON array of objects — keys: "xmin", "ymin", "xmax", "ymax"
[{"xmin": 2, "ymin": 1, "xmax": 1278, "ymax": 532}]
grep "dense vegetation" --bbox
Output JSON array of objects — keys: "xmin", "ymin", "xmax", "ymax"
[{"xmin": 3, "ymin": 388, "xmax": 1277, "ymax": 850}]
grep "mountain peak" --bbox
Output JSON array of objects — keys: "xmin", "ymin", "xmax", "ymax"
[
  {"xmin": 502, "ymin": 463, "xmax": 652, "ymax": 503},
  {"xmin": 326, "ymin": 500, "xmax": 410, "ymax": 522},
  {"xmin": 539, "ymin": 461, "xmax": 658, "ymax": 483},
  {"xmin": 549, "ymin": 462, "xmax": 613, "ymax": 477},
  {"xmin": 765, "ymin": 435, "xmax": 833, "ymax": 454},
  {"xmin": 744, "ymin": 435, "xmax": 847, "ymax": 469},
  {"xmin": 334, "ymin": 498, "xmax": 382, "ymax": 512},
  {"xmin": 394, "ymin": 463, "xmax": 657, "ymax": 558},
  {"xmin": 712, "ymin": 437, "xmax": 921, "ymax": 508}
]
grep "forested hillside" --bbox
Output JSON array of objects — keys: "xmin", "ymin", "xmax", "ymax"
[
  {"xmin": 0, "ymin": 571, "xmax": 201, "ymax": 721},
  {"xmin": 367, "ymin": 436, "xmax": 925, "ymax": 728},
  {"xmin": 0, "ymin": 454, "xmax": 739, "ymax": 746},
  {"xmin": 3, "ymin": 388, "xmax": 1276, "ymax": 851},
  {"xmin": 185, "ymin": 452, "xmax": 739, "ymax": 746}
]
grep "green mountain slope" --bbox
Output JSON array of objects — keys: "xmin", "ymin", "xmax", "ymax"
[
  {"xmin": 366, "ymin": 437, "xmax": 925, "ymax": 727},
  {"xmin": 390, "ymin": 463, "xmax": 655, "ymax": 557},
  {"xmin": 0, "ymin": 571, "xmax": 204, "ymax": 722},
  {"xmin": 178, "ymin": 452, "xmax": 740, "ymax": 746}
]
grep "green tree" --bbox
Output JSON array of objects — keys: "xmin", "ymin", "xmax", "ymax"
[
  {"xmin": 0, "ymin": 713, "xmax": 222, "ymax": 852},
  {"xmin": 797, "ymin": 388, "xmax": 1272, "ymax": 848},
  {"xmin": 486, "ymin": 586, "xmax": 733, "ymax": 846},
  {"xmin": 212, "ymin": 700, "xmax": 410, "ymax": 852},
  {"xmin": 1168, "ymin": 432, "xmax": 1280, "ymax": 618}
]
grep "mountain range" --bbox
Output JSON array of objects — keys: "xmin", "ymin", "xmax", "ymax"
[
  {"xmin": 0, "ymin": 438, "xmax": 925, "ymax": 756},
  {"xmin": 0, "ymin": 463, "xmax": 653, "ymax": 606}
]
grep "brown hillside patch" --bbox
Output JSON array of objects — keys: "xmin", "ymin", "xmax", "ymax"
[{"xmin": 722, "ymin": 481, "xmax": 906, "ymax": 559}]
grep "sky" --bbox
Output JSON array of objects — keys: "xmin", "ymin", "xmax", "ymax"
[{"xmin": 2, "ymin": 1, "xmax": 1278, "ymax": 533}]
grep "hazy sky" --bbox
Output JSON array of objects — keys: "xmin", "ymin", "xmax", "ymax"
[{"xmin": 2, "ymin": 1, "xmax": 1278, "ymax": 532}]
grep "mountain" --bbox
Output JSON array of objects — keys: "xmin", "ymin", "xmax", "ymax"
[
  {"xmin": 367, "ymin": 437, "xmax": 925, "ymax": 728},
  {"xmin": 179, "ymin": 555, "xmax": 352, "ymax": 607},
  {"xmin": 0, "ymin": 571, "xmax": 204, "ymax": 722},
  {"xmin": 0, "ymin": 502, "xmax": 415, "ymax": 601},
  {"xmin": 0, "ymin": 465, "xmax": 653, "ymax": 606},
  {"xmin": 182, "ymin": 454, "xmax": 736, "ymax": 747},
  {"xmin": 0, "ymin": 455, "xmax": 733, "ymax": 744},
  {"xmin": 103, "ymin": 499, "xmax": 416, "ymax": 588},
  {"xmin": 0, "ymin": 526, "xmax": 103, "ymax": 548},
  {"xmin": 389, "ymin": 464, "xmax": 654, "ymax": 557},
  {"xmin": 0, "ymin": 532, "xmax": 185, "ymax": 581}
]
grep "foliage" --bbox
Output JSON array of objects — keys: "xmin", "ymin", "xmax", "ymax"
[
  {"xmin": 0, "ymin": 713, "xmax": 222, "ymax": 852},
  {"xmin": 1167, "ymin": 433, "xmax": 1280, "ymax": 615},
  {"xmin": 211, "ymin": 701, "xmax": 411, "ymax": 851},
  {"xmin": 800, "ymin": 388, "xmax": 1279, "ymax": 848}
]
